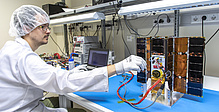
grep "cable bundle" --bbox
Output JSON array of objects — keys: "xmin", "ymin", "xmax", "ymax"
[{"xmin": 117, "ymin": 71, "xmax": 164, "ymax": 109}]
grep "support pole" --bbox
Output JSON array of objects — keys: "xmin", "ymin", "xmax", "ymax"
[
  {"xmin": 64, "ymin": 24, "xmax": 69, "ymax": 56},
  {"xmin": 174, "ymin": 10, "xmax": 180, "ymax": 37},
  {"xmin": 62, "ymin": 0, "xmax": 69, "ymax": 56},
  {"xmin": 101, "ymin": 19, "xmax": 106, "ymax": 48}
]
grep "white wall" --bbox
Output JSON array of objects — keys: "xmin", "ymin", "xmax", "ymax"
[
  {"xmin": 135, "ymin": 10, "xmax": 219, "ymax": 77},
  {"xmin": 0, "ymin": 0, "xmax": 73, "ymax": 55},
  {"xmin": 3, "ymin": 0, "xmax": 218, "ymax": 77},
  {"xmin": 204, "ymin": 76, "xmax": 219, "ymax": 91},
  {"xmin": 70, "ymin": 0, "xmax": 91, "ymax": 9}
]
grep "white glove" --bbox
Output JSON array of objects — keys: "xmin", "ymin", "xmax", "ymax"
[
  {"xmin": 114, "ymin": 55, "xmax": 147, "ymax": 74},
  {"xmin": 69, "ymin": 65, "xmax": 88, "ymax": 74}
]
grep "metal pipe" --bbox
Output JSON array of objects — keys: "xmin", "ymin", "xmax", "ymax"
[
  {"xmin": 61, "ymin": 0, "xmax": 69, "ymax": 56},
  {"xmin": 101, "ymin": 19, "xmax": 106, "ymax": 48},
  {"xmin": 64, "ymin": 24, "xmax": 69, "ymax": 56},
  {"xmin": 174, "ymin": 10, "xmax": 180, "ymax": 37}
]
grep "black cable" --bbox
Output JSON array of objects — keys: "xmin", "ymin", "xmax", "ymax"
[
  {"xmin": 142, "ymin": 22, "xmax": 158, "ymax": 36},
  {"xmin": 205, "ymin": 28, "xmax": 219, "ymax": 45},
  {"xmin": 50, "ymin": 35, "xmax": 65, "ymax": 56},
  {"xmin": 202, "ymin": 19, "xmax": 204, "ymax": 37},
  {"xmin": 203, "ymin": 50, "xmax": 206, "ymax": 76},
  {"xmin": 124, "ymin": 18, "xmax": 135, "ymax": 35},
  {"xmin": 86, "ymin": 27, "xmax": 90, "ymax": 36},
  {"xmin": 154, "ymin": 22, "xmax": 160, "ymax": 37},
  {"xmin": 127, "ymin": 13, "xmax": 152, "ymax": 33},
  {"xmin": 201, "ymin": 16, "xmax": 207, "ymax": 37},
  {"xmin": 204, "ymin": 28, "xmax": 219, "ymax": 76},
  {"xmin": 112, "ymin": 2, "xmax": 131, "ymax": 55},
  {"xmin": 128, "ymin": 82, "xmax": 165, "ymax": 109},
  {"xmin": 130, "ymin": 13, "xmax": 169, "ymax": 37},
  {"xmin": 114, "ymin": 1, "xmax": 121, "ymax": 35},
  {"xmin": 128, "ymin": 96, "xmax": 159, "ymax": 109},
  {"xmin": 93, "ymin": 26, "xmax": 101, "ymax": 36},
  {"xmin": 73, "ymin": 23, "xmax": 79, "ymax": 36},
  {"xmin": 93, "ymin": 27, "xmax": 98, "ymax": 36},
  {"xmin": 105, "ymin": 26, "xmax": 113, "ymax": 49},
  {"xmin": 124, "ymin": 17, "xmax": 137, "ymax": 35},
  {"xmin": 201, "ymin": 16, "xmax": 206, "ymax": 76},
  {"xmin": 124, "ymin": 15, "xmax": 151, "ymax": 37},
  {"xmin": 153, "ymin": 13, "xmax": 170, "ymax": 37},
  {"xmin": 124, "ymin": 16, "xmax": 140, "ymax": 37},
  {"xmin": 70, "ymin": 24, "xmax": 76, "ymax": 40},
  {"xmin": 124, "ymin": 13, "xmax": 169, "ymax": 37},
  {"xmin": 120, "ymin": 20, "xmax": 132, "ymax": 55},
  {"xmin": 83, "ymin": 30, "xmax": 88, "ymax": 36}
]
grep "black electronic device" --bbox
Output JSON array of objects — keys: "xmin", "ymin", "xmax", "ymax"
[
  {"xmin": 87, "ymin": 48, "xmax": 109, "ymax": 68},
  {"xmin": 42, "ymin": 4, "xmax": 66, "ymax": 15},
  {"xmin": 92, "ymin": 0, "xmax": 116, "ymax": 6}
]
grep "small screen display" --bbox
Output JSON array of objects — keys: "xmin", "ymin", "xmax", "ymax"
[{"xmin": 88, "ymin": 48, "xmax": 109, "ymax": 67}]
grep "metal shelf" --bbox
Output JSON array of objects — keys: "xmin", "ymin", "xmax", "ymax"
[
  {"xmin": 119, "ymin": 0, "xmax": 219, "ymax": 15},
  {"xmin": 50, "ymin": 0, "xmax": 160, "ymax": 19}
]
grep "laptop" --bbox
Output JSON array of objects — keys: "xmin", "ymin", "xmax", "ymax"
[{"xmin": 86, "ymin": 48, "xmax": 109, "ymax": 70}]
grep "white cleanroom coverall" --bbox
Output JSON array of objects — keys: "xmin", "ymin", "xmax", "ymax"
[{"xmin": 0, "ymin": 37, "xmax": 108, "ymax": 111}]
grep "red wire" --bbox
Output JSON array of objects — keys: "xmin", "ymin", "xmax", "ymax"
[
  {"xmin": 117, "ymin": 71, "xmax": 134, "ymax": 104},
  {"xmin": 54, "ymin": 53, "xmax": 61, "ymax": 59},
  {"xmin": 117, "ymin": 71, "xmax": 162, "ymax": 105},
  {"xmin": 132, "ymin": 78, "xmax": 161, "ymax": 105},
  {"xmin": 73, "ymin": 41, "xmax": 77, "ymax": 53}
]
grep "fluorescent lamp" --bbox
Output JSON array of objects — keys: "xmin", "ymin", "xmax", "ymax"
[
  {"xmin": 118, "ymin": 0, "xmax": 219, "ymax": 15},
  {"xmin": 50, "ymin": 12, "xmax": 105, "ymax": 25}
]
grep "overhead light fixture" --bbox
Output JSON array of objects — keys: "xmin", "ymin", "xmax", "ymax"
[
  {"xmin": 118, "ymin": 0, "xmax": 219, "ymax": 15},
  {"xmin": 50, "ymin": 12, "xmax": 105, "ymax": 25}
]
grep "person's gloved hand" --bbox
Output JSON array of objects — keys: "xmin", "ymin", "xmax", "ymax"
[
  {"xmin": 114, "ymin": 55, "xmax": 146, "ymax": 74},
  {"xmin": 69, "ymin": 65, "xmax": 88, "ymax": 74}
]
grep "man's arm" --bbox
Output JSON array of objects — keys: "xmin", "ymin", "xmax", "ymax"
[
  {"xmin": 107, "ymin": 55, "xmax": 147, "ymax": 77},
  {"xmin": 107, "ymin": 65, "xmax": 116, "ymax": 77}
]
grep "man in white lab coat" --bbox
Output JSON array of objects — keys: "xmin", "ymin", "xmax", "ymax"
[{"xmin": 0, "ymin": 5, "xmax": 146, "ymax": 112}]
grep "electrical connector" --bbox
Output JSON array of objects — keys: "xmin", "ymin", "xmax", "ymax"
[
  {"xmin": 156, "ymin": 83, "xmax": 165, "ymax": 97},
  {"xmin": 79, "ymin": 27, "xmax": 83, "ymax": 31},
  {"xmin": 202, "ymin": 15, "xmax": 207, "ymax": 21},
  {"xmin": 96, "ymin": 24, "xmax": 112, "ymax": 28},
  {"xmin": 167, "ymin": 16, "xmax": 171, "ymax": 23},
  {"xmin": 83, "ymin": 26, "xmax": 91, "ymax": 29},
  {"xmin": 159, "ymin": 19, "xmax": 164, "ymax": 23}
]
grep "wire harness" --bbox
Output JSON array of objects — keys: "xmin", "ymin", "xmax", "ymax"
[{"xmin": 117, "ymin": 71, "xmax": 165, "ymax": 109}]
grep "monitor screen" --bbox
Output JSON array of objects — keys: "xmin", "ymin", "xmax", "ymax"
[{"xmin": 87, "ymin": 48, "xmax": 109, "ymax": 67}]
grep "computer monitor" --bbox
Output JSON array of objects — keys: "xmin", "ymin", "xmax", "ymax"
[{"xmin": 87, "ymin": 48, "xmax": 109, "ymax": 67}]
